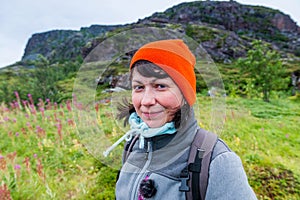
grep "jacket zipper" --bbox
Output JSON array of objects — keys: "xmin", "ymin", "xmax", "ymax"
[{"xmin": 130, "ymin": 141, "xmax": 153, "ymax": 199}]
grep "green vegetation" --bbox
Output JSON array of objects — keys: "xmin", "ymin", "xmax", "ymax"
[
  {"xmin": 0, "ymin": 56, "xmax": 80, "ymax": 104},
  {"xmin": 0, "ymin": 27, "xmax": 299, "ymax": 200},
  {"xmin": 0, "ymin": 94, "xmax": 299, "ymax": 199},
  {"xmin": 236, "ymin": 40, "xmax": 287, "ymax": 102},
  {"xmin": 186, "ymin": 24, "xmax": 221, "ymax": 43}
]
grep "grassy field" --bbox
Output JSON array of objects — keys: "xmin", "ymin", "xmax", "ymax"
[{"xmin": 0, "ymin": 94, "xmax": 299, "ymax": 199}]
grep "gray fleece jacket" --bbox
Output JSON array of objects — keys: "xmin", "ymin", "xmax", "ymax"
[{"xmin": 116, "ymin": 113, "xmax": 257, "ymax": 200}]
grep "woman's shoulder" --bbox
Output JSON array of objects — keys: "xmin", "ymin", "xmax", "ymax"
[{"xmin": 211, "ymin": 138, "xmax": 234, "ymax": 160}]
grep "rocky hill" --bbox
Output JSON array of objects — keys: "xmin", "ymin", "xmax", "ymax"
[
  {"xmin": 22, "ymin": 25, "xmax": 123, "ymax": 63},
  {"xmin": 21, "ymin": 0, "xmax": 300, "ymax": 64}
]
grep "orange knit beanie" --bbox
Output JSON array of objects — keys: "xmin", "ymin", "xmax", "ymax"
[{"xmin": 130, "ymin": 39, "xmax": 196, "ymax": 105}]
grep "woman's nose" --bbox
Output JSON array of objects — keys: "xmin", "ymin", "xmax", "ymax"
[{"xmin": 141, "ymin": 88, "xmax": 156, "ymax": 106}]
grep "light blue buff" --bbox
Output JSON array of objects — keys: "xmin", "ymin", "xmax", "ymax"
[
  {"xmin": 103, "ymin": 112, "xmax": 177, "ymax": 157},
  {"xmin": 128, "ymin": 112, "xmax": 177, "ymax": 148}
]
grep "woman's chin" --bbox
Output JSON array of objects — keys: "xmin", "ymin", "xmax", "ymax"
[{"xmin": 143, "ymin": 119, "xmax": 167, "ymax": 128}]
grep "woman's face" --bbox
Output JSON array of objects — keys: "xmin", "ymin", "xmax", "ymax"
[{"xmin": 131, "ymin": 68, "xmax": 184, "ymax": 128}]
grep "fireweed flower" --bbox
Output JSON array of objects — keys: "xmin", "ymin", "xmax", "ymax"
[
  {"xmin": 36, "ymin": 126, "xmax": 45, "ymax": 137},
  {"xmin": 36, "ymin": 159, "xmax": 45, "ymax": 181},
  {"xmin": 67, "ymin": 119, "xmax": 74, "ymax": 126},
  {"xmin": 26, "ymin": 122, "xmax": 32, "ymax": 128},
  {"xmin": 38, "ymin": 98, "xmax": 44, "ymax": 107},
  {"xmin": 27, "ymin": 93, "xmax": 34, "ymax": 105},
  {"xmin": 56, "ymin": 123, "xmax": 63, "ymax": 140},
  {"xmin": 9, "ymin": 102, "xmax": 15, "ymax": 109},
  {"xmin": 14, "ymin": 101, "xmax": 20, "ymax": 110},
  {"xmin": 14, "ymin": 91, "xmax": 20, "ymax": 99},
  {"xmin": 23, "ymin": 157, "xmax": 31, "ymax": 173},
  {"xmin": 66, "ymin": 100, "xmax": 72, "ymax": 112},
  {"xmin": 14, "ymin": 164, "xmax": 21, "ymax": 177},
  {"xmin": 46, "ymin": 99, "xmax": 51, "ymax": 110},
  {"xmin": 14, "ymin": 164, "xmax": 21, "ymax": 170},
  {"xmin": 22, "ymin": 100, "xmax": 28, "ymax": 108},
  {"xmin": 0, "ymin": 184, "xmax": 12, "ymax": 199},
  {"xmin": 29, "ymin": 104, "xmax": 36, "ymax": 115},
  {"xmin": 39, "ymin": 107, "xmax": 45, "ymax": 118}
]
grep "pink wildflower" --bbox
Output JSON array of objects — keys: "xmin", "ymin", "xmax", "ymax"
[
  {"xmin": 29, "ymin": 104, "xmax": 36, "ymax": 115},
  {"xmin": 95, "ymin": 103, "xmax": 99, "ymax": 112},
  {"xmin": 66, "ymin": 100, "xmax": 72, "ymax": 112},
  {"xmin": 22, "ymin": 100, "xmax": 28, "ymax": 108},
  {"xmin": 67, "ymin": 119, "xmax": 74, "ymax": 126},
  {"xmin": 14, "ymin": 91, "xmax": 20, "ymax": 99},
  {"xmin": 14, "ymin": 101, "xmax": 20, "ymax": 110},
  {"xmin": 14, "ymin": 164, "xmax": 21, "ymax": 170},
  {"xmin": 36, "ymin": 126, "xmax": 45, "ymax": 138},
  {"xmin": 46, "ymin": 99, "xmax": 52, "ymax": 110},
  {"xmin": 23, "ymin": 157, "xmax": 31, "ymax": 173},
  {"xmin": 14, "ymin": 164, "xmax": 21, "ymax": 177},
  {"xmin": 0, "ymin": 184, "xmax": 12, "ymax": 200},
  {"xmin": 56, "ymin": 123, "xmax": 63, "ymax": 140},
  {"xmin": 28, "ymin": 93, "xmax": 34, "ymax": 105},
  {"xmin": 39, "ymin": 107, "xmax": 45, "ymax": 118},
  {"xmin": 36, "ymin": 159, "xmax": 45, "ymax": 181}
]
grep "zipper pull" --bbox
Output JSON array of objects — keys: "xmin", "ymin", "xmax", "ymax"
[{"xmin": 145, "ymin": 141, "xmax": 151, "ymax": 160}]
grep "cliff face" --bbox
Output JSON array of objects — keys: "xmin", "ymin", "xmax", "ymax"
[
  {"xmin": 272, "ymin": 13, "xmax": 299, "ymax": 32},
  {"xmin": 141, "ymin": 1, "xmax": 300, "ymax": 44},
  {"xmin": 22, "ymin": 25, "xmax": 123, "ymax": 62},
  {"xmin": 21, "ymin": 1, "xmax": 300, "ymax": 64},
  {"xmin": 137, "ymin": 0, "xmax": 300, "ymax": 61},
  {"xmin": 151, "ymin": 1, "xmax": 300, "ymax": 34}
]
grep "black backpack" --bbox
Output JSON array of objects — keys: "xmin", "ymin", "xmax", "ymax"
[{"xmin": 122, "ymin": 128, "xmax": 218, "ymax": 200}]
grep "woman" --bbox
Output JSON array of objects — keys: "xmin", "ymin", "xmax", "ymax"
[{"xmin": 115, "ymin": 39, "xmax": 257, "ymax": 199}]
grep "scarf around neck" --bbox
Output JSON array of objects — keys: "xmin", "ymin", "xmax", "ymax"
[
  {"xmin": 128, "ymin": 112, "xmax": 177, "ymax": 149},
  {"xmin": 103, "ymin": 112, "xmax": 176, "ymax": 157}
]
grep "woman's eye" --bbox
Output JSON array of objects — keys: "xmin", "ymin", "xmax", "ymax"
[
  {"xmin": 156, "ymin": 84, "xmax": 167, "ymax": 89},
  {"xmin": 133, "ymin": 85, "xmax": 144, "ymax": 91}
]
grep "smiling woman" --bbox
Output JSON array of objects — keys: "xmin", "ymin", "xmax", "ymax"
[
  {"xmin": 115, "ymin": 39, "xmax": 257, "ymax": 200},
  {"xmin": 131, "ymin": 62, "xmax": 184, "ymax": 128}
]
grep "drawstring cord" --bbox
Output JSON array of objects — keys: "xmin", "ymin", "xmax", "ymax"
[{"xmin": 103, "ymin": 129, "xmax": 136, "ymax": 157}]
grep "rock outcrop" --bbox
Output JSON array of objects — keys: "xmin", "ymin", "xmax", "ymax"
[
  {"xmin": 22, "ymin": 25, "xmax": 123, "ymax": 62},
  {"xmin": 21, "ymin": 1, "xmax": 300, "ymax": 64}
]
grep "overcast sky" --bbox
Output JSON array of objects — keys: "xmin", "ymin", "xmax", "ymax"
[{"xmin": 1, "ymin": 0, "xmax": 299, "ymax": 68}]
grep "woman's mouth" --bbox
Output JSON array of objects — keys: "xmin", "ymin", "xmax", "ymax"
[{"xmin": 142, "ymin": 111, "xmax": 162, "ymax": 119}]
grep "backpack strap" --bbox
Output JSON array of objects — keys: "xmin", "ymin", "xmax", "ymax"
[{"xmin": 185, "ymin": 128, "xmax": 218, "ymax": 200}]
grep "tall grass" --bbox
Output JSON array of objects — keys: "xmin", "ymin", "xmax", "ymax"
[{"xmin": 0, "ymin": 93, "xmax": 299, "ymax": 199}]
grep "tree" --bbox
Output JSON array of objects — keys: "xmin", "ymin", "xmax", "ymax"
[{"xmin": 236, "ymin": 40, "xmax": 286, "ymax": 102}]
